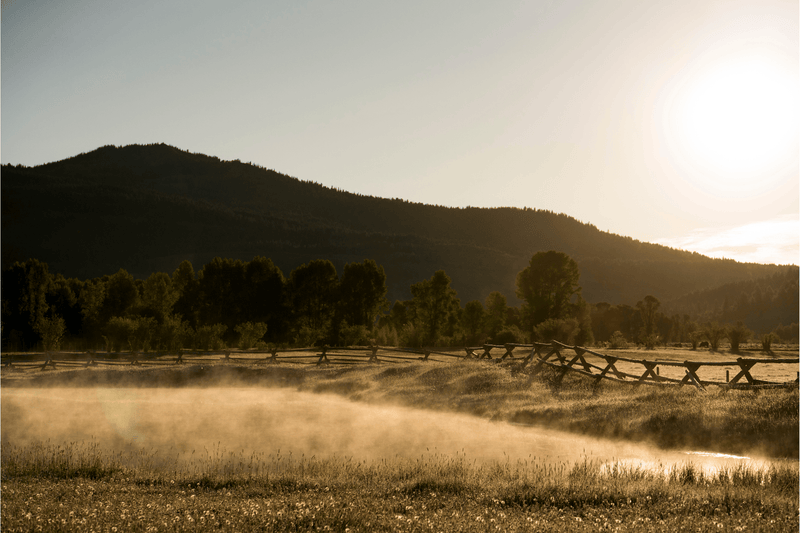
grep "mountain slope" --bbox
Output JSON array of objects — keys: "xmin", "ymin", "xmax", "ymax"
[{"xmin": 2, "ymin": 143, "xmax": 790, "ymax": 304}]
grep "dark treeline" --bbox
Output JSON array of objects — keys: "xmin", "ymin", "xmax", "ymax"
[
  {"xmin": 3, "ymin": 252, "xmax": 795, "ymax": 354},
  {"xmin": 2, "ymin": 256, "xmax": 390, "ymax": 353}
]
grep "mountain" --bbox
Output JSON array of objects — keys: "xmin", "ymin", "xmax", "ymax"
[{"xmin": 2, "ymin": 143, "xmax": 791, "ymax": 305}]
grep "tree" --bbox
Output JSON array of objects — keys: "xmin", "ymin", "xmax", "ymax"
[
  {"xmin": 636, "ymin": 295, "xmax": 660, "ymax": 336},
  {"xmin": 516, "ymin": 251, "xmax": 581, "ymax": 332},
  {"xmin": 484, "ymin": 292, "xmax": 507, "ymax": 341},
  {"xmin": 608, "ymin": 330, "xmax": 628, "ymax": 349},
  {"xmin": 100, "ymin": 269, "xmax": 139, "ymax": 322},
  {"xmin": 727, "ymin": 322, "xmax": 752, "ymax": 354},
  {"xmin": 243, "ymin": 256, "xmax": 287, "ymax": 341},
  {"xmin": 196, "ymin": 257, "xmax": 246, "ymax": 332},
  {"xmin": 338, "ymin": 259, "xmax": 389, "ymax": 328},
  {"xmin": 702, "ymin": 322, "xmax": 727, "ymax": 352},
  {"xmin": 36, "ymin": 315, "xmax": 65, "ymax": 353},
  {"xmin": 761, "ymin": 332, "xmax": 778, "ymax": 354},
  {"xmin": 462, "ymin": 300, "xmax": 486, "ymax": 345},
  {"xmin": 172, "ymin": 260, "xmax": 200, "ymax": 328},
  {"xmin": 78, "ymin": 279, "xmax": 107, "ymax": 346},
  {"xmin": 288, "ymin": 259, "xmax": 339, "ymax": 341},
  {"xmin": 1, "ymin": 259, "xmax": 52, "ymax": 350},
  {"xmin": 140, "ymin": 272, "xmax": 179, "ymax": 322},
  {"xmin": 409, "ymin": 270, "xmax": 461, "ymax": 346}
]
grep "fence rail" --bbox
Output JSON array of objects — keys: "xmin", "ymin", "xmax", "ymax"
[{"xmin": 2, "ymin": 342, "xmax": 798, "ymax": 391}]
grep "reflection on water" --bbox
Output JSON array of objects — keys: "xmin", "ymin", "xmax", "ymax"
[{"xmin": 0, "ymin": 387, "xmax": 776, "ymax": 475}]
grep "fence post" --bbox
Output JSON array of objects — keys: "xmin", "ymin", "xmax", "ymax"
[
  {"xmin": 500, "ymin": 344, "xmax": 516, "ymax": 360},
  {"xmin": 267, "ymin": 349, "xmax": 279, "ymax": 364},
  {"xmin": 593, "ymin": 356, "xmax": 620, "ymax": 384},
  {"xmin": 635, "ymin": 361, "xmax": 660, "ymax": 385},
  {"xmin": 480, "ymin": 345, "xmax": 494, "ymax": 360},
  {"xmin": 728, "ymin": 358, "xmax": 756, "ymax": 386},
  {"xmin": 368, "ymin": 345, "xmax": 380, "ymax": 363},
  {"xmin": 420, "ymin": 350, "xmax": 431, "ymax": 361},
  {"xmin": 316, "ymin": 346, "xmax": 329, "ymax": 366},
  {"xmin": 679, "ymin": 362, "xmax": 705, "ymax": 391}
]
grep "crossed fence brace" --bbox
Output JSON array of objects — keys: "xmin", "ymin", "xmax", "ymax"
[{"xmin": 521, "ymin": 341, "xmax": 798, "ymax": 391}]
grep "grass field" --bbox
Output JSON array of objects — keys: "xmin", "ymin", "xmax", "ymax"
[
  {"xmin": 2, "ymin": 439, "xmax": 798, "ymax": 532},
  {"xmin": 2, "ymin": 355, "xmax": 798, "ymax": 531}
]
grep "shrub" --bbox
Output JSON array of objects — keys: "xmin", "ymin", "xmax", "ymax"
[
  {"xmin": 608, "ymin": 330, "xmax": 628, "ymax": 349},
  {"xmin": 338, "ymin": 321, "xmax": 370, "ymax": 347},
  {"xmin": 492, "ymin": 326, "xmax": 528, "ymax": 345},
  {"xmin": 640, "ymin": 333, "xmax": 659, "ymax": 350},
  {"xmin": 36, "ymin": 315, "xmax": 65, "ymax": 353},
  {"xmin": 534, "ymin": 318, "xmax": 578, "ymax": 344},
  {"xmin": 398, "ymin": 323, "xmax": 425, "ymax": 348},
  {"xmin": 234, "ymin": 322, "xmax": 268, "ymax": 350},
  {"xmin": 104, "ymin": 317, "xmax": 137, "ymax": 352},
  {"xmin": 727, "ymin": 322, "xmax": 752, "ymax": 353},
  {"xmin": 761, "ymin": 332, "xmax": 779, "ymax": 353},
  {"xmin": 689, "ymin": 331, "xmax": 704, "ymax": 350},
  {"xmin": 703, "ymin": 322, "xmax": 727, "ymax": 352},
  {"xmin": 194, "ymin": 324, "xmax": 228, "ymax": 351},
  {"xmin": 373, "ymin": 324, "xmax": 398, "ymax": 347}
]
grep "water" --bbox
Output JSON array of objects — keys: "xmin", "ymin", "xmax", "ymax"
[{"xmin": 1, "ymin": 387, "xmax": 770, "ymax": 474}]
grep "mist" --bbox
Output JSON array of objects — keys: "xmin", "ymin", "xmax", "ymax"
[{"xmin": 1, "ymin": 386, "xmax": 767, "ymax": 475}]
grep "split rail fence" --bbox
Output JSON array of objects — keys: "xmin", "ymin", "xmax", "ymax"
[{"xmin": 2, "ymin": 341, "xmax": 798, "ymax": 391}]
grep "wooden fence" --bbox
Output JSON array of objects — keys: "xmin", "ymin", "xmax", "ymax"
[
  {"xmin": 2, "ymin": 341, "xmax": 798, "ymax": 391},
  {"xmin": 519, "ymin": 340, "xmax": 800, "ymax": 391}
]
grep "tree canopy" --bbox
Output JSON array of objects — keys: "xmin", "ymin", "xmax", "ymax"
[{"xmin": 516, "ymin": 251, "xmax": 581, "ymax": 329}]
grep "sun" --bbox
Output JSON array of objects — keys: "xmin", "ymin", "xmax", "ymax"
[{"xmin": 664, "ymin": 52, "xmax": 798, "ymax": 195}]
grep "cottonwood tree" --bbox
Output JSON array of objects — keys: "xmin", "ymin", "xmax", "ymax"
[
  {"xmin": 288, "ymin": 259, "xmax": 339, "ymax": 343},
  {"xmin": 462, "ymin": 300, "xmax": 487, "ymax": 345},
  {"xmin": 484, "ymin": 291, "xmax": 507, "ymax": 341},
  {"xmin": 516, "ymin": 251, "xmax": 581, "ymax": 333},
  {"xmin": 702, "ymin": 322, "xmax": 727, "ymax": 351},
  {"xmin": 196, "ymin": 257, "xmax": 247, "ymax": 332},
  {"xmin": 1, "ymin": 259, "xmax": 52, "ymax": 350},
  {"xmin": 100, "ymin": 269, "xmax": 139, "ymax": 322},
  {"xmin": 409, "ymin": 270, "xmax": 461, "ymax": 346},
  {"xmin": 36, "ymin": 315, "xmax": 65, "ymax": 353},
  {"xmin": 338, "ymin": 259, "xmax": 389, "ymax": 328},
  {"xmin": 636, "ymin": 295, "xmax": 661, "ymax": 349},
  {"xmin": 140, "ymin": 272, "xmax": 179, "ymax": 322},
  {"xmin": 243, "ymin": 256, "xmax": 287, "ymax": 341}
]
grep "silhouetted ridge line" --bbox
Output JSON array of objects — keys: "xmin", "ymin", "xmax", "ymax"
[{"xmin": 2, "ymin": 143, "xmax": 791, "ymax": 305}]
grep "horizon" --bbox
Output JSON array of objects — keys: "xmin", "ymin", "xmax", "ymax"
[{"xmin": 2, "ymin": 1, "xmax": 798, "ymax": 266}]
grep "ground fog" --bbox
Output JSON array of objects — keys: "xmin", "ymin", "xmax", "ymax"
[{"xmin": 1, "ymin": 386, "xmax": 769, "ymax": 476}]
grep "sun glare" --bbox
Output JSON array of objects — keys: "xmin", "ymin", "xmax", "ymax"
[{"xmin": 665, "ymin": 52, "xmax": 799, "ymax": 196}]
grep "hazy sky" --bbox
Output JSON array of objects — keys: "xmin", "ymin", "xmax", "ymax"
[{"xmin": 3, "ymin": 0, "xmax": 798, "ymax": 265}]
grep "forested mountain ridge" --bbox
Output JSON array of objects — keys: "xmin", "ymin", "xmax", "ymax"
[{"xmin": 2, "ymin": 143, "xmax": 791, "ymax": 305}]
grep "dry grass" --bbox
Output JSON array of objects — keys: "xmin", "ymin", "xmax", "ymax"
[{"xmin": 2, "ymin": 440, "xmax": 797, "ymax": 532}]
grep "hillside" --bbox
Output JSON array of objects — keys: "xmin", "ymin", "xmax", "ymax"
[{"xmin": 1, "ymin": 143, "xmax": 790, "ymax": 305}]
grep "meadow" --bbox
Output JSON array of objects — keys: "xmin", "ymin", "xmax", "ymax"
[{"xmin": 2, "ymin": 354, "xmax": 798, "ymax": 531}]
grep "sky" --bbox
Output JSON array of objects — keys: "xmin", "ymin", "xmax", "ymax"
[{"xmin": 2, "ymin": 0, "xmax": 798, "ymax": 265}]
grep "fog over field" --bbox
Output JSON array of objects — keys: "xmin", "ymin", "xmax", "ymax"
[{"xmin": 2, "ymin": 386, "xmax": 766, "ymax": 476}]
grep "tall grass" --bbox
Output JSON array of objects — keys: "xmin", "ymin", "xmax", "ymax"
[{"xmin": 3, "ymin": 440, "xmax": 797, "ymax": 498}]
